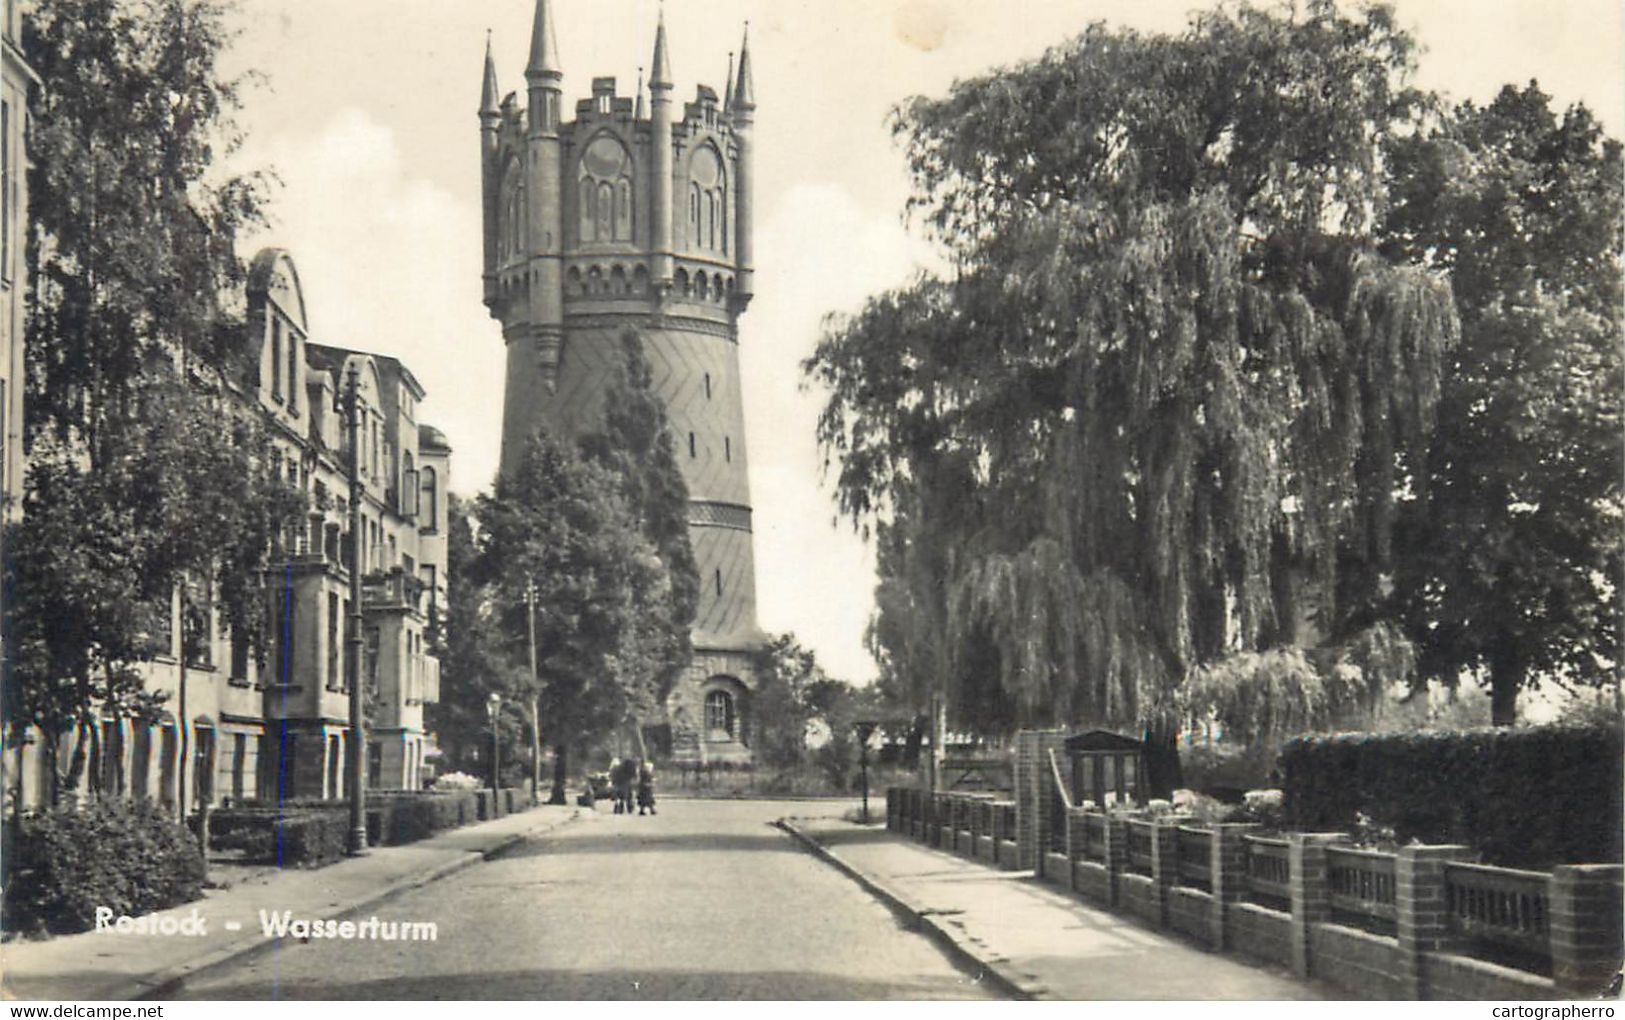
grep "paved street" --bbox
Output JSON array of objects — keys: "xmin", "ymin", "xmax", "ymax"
[{"xmin": 174, "ymin": 800, "xmax": 999, "ymax": 1000}]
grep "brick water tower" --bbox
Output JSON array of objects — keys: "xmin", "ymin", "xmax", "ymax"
[{"xmin": 480, "ymin": 0, "xmax": 763, "ymax": 763}]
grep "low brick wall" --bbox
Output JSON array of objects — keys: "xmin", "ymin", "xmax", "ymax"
[
  {"xmin": 1042, "ymin": 851, "xmax": 1071, "ymax": 889},
  {"xmin": 1421, "ymin": 953, "xmax": 1555, "ymax": 1000},
  {"xmin": 885, "ymin": 784, "xmax": 1622, "ymax": 1000},
  {"xmin": 998, "ymin": 838, "xmax": 1019, "ymax": 870},
  {"xmin": 1074, "ymin": 860, "xmax": 1111, "ymax": 905},
  {"xmin": 1229, "ymin": 902, "xmax": 1294, "ymax": 970},
  {"xmin": 1310, "ymin": 922, "xmax": 1404, "ymax": 999},
  {"xmin": 1168, "ymin": 886, "xmax": 1214, "ymax": 944},
  {"xmin": 1119, "ymin": 873, "xmax": 1160, "ymax": 927}
]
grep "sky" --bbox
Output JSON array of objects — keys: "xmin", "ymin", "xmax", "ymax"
[{"xmin": 222, "ymin": 0, "xmax": 1624, "ymax": 685}]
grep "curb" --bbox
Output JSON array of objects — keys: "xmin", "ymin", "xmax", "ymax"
[
  {"xmin": 774, "ymin": 819, "xmax": 1046, "ymax": 1000},
  {"xmin": 125, "ymin": 808, "xmax": 580, "ymax": 1001}
]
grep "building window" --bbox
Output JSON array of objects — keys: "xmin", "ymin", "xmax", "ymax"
[
  {"xmin": 402, "ymin": 451, "xmax": 418, "ymax": 518},
  {"xmin": 706, "ymin": 690, "xmax": 735, "ymax": 740},
  {"xmin": 688, "ymin": 145, "xmax": 726, "ymax": 253},
  {"xmin": 327, "ymin": 593, "xmax": 341, "ymax": 690},
  {"xmin": 705, "ymin": 373, "xmax": 711, "ymax": 400},
  {"xmin": 2, "ymin": 99, "xmax": 10, "ymax": 283},
  {"xmin": 270, "ymin": 318, "xmax": 283, "ymax": 401},
  {"xmin": 286, "ymin": 331, "xmax": 299, "ymax": 414},
  {"xmin": 688, "ymin": 433, "xmax": 696, "ymax": 458},
  {"xmin": 579, "ymin": 135, "xmax": 633, "ymax": 243},
  {"xmin": 725, "ymin": 436, "xmax": 731, "ymax": 462},
  {"xmin": 419, "ymin": 466, "xmax": 438, "ymax": 530},
  {"xmin": 715, "ymin": 569, "xmax": 722, "ymax": 597}
]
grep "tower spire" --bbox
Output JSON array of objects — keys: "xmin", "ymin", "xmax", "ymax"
[
  {"xmin": 526, "ymin": 0, "xmax": 561, "ymax": 81},
  {"xmin": 635, "ymin": 66, "xmax": 646, "ymax": 120},
  {"xmin": 649, "ymin": 4, "xmax": 673, "ymax": 89},
  {"xmin": 480, "ymin": 31, "xmax": 500, "ymax": 116},
  {"xmin": 734, "ymin": 22, "xmax": 754, "ymax": 111},
  {"xmin": 724, "ymin": 51, "xmax": 735, "ymax": 112}
]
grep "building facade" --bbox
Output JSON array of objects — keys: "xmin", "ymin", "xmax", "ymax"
[
  {"xmin": 0, "ymin": 0, "xmax": 34, "ymax": 522},
  {"xmin": 482, "ymin": 1, "xmax": 765, "ymax": 763},
  {"xmin": 5, "ymin": 248, "xmax": 450, "ymax": 812}
]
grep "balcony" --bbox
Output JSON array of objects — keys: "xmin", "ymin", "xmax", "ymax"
[{"xmin": 362, "ymin": 566, "xmax": 427, "ymax": 614}]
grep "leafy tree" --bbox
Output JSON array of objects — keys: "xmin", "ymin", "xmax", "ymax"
[
  {"xmin": 578, "ymin": 332, "xmax": 700, "ymax": 728},
  {"xmin": 478, "ymin": 427, "xmax": 661, "ymax": 803},
  {"xmin": 6, "ymin": 0, "xmax": 292, "ymax": 809},
  {"xmin": 749, "ymin": 633, "xmax": 830, "ymax": 770},
  {"xmin": 1383, "ymin": 83, "xmax": 1623, "ymax": 724},
  {"xmin": 24, "ymin": 0, "xmax": 271, "ymax": 445},
  {"xmin": 806, "ymin": 0, "xmax": 1458, "ymax": 792},
  {"xmin": 7, "ymin": 379, "xmax": 300, "ymax": 805},
  {"xmin": 423, "ymin": 495, "xmax": 529, "ymax": 778}
]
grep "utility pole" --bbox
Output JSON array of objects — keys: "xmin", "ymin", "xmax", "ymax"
[
  {"xmin": 345, "ymin": 365, "xmax": 368, "ymax": 856},
  {"xmin": 524, "ymin": 578, "xmax": 540, "ymax": 803}
]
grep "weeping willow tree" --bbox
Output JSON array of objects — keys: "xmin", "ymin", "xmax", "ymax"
[{"xmin": 805, "ymin": 0, "xmax": 1459, "ymax": 792}]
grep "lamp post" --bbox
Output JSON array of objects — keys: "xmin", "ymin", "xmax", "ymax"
[
  {"xmin": 487, "ymin": 692, "xmax": 502, "ymax": 794},
  {"xmin": 855, "ymin": 720, "xmax": 879, "ymax": 825},
  {"xmin": 524, "ymin": 579, "xmax": 540, "ymax": 803}
]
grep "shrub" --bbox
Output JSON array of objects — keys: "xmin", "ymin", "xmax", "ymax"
[
  {"xmin": 4, "ymin": 799, "xmax": 206, "ymax": 936},
  {"xmin": 210, "ymin": 804, "xmax": 350, "ymax": 868},
  {"xmin": 1280, "ymin": 725, "xmax": 1623, "ymax": 868}
]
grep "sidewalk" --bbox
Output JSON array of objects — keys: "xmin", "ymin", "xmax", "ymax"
[
  {"xmin": 2, "ymin": 804, "xmax": 579, "ymax": 1001},
  {"xmin": 780, "ymin": 817, "xmax": 1328, "ymax": 1001}
]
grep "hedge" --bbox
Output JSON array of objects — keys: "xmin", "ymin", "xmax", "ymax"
[
  {"xmin": 3, "ymin": 799, "xmax": 206, "ymax": 935},
  {"xmin": 211, "ymin": 803, "xmax": 350, "ymax": 868},
  {"xmin": 1280, "ymin": 724, "xmax": 1623, "ymax": 868}
]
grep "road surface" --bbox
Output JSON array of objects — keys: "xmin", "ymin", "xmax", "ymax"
[{"xmin": 175, "ymin": 799, "xmax": 999, "ymax": 1000}]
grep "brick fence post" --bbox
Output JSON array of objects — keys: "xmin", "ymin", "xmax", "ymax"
[
  {"xmin": 1102, "ymin": 814, "xmax": 1128, "ymax": 908},
  {"xmin": 1210, "ymin": 822, "xmax": 1260, "ymax": 951},
  {"xmin": 1396, "ymin": 844, "xmax": 1475, "ymax": 999},
  {"xmin": 1288, "ymin": 832, "xmax": 1344, "ymax": 979},
  {"xmin": 1150, "ymin": 819, "xmax": 1180, "ymax": 928},
  {"xmin": 1551, "ymin": 864, "xmax": 1625, "ymax": 998},
  {"xmin": 1066, "ymin": 808, "xmax": 1088, "ymax": 891}
]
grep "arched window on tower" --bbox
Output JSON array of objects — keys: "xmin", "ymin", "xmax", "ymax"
[
  {"xmin": 688, "ymin": 145, "xmax": 726, "ymax": 253},
  {"xmin": 580, "ymin": 135, "xmax": 633, "ymax": 243},
  {"xmin": 706, "ymin": 690, "xmax": 735, "ymax": 740}
]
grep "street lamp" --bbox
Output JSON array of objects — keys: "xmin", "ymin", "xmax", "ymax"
[
  {"xmin": 487, "ymin": 692, "xmax": 503, "ymax": 794},
  {"xmin": 854, "ymin": 719, "xmax": 880, "ymax": 825}
]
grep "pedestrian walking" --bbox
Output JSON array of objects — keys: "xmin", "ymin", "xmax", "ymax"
[
  {"xmin": 637, "ymin": 759, "xmax": 657, "ymax": 816},
  {"xmin": 612, "ymin": 756, "xmax": 636, "ymax": 815}
]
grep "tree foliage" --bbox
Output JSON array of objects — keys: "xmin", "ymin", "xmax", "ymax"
[
  {"xmin": 6, "ymin": 0, "xmax": 296, "ymax": 802},
  {"xmin": 807, "ymin": 1, "xmax": 1458, "ymax": 767},
  {"xmin": 24, "ymin": 0, "xmax": 272, "ymax": 447},
  {"xmin": 578, "ymin": 331, "xmax": 700, "ymax": 715},
  {"xmin": 1383, "ymin": 83, "xmax": 1623, "ymax": 723}
]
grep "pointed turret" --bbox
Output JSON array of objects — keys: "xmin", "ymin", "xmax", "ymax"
[
  {"xmin": 480, "ymin": 31, "xmax": 502, "ymax": 303},
  {"xmin": 733, "ymin": 24, "xmax": 755, "ymax": 305},
  {"xmin": 734, "ymin": 24, "xmax": 755, "ymax": 112},
  {"xmin": 650, "ymin": 6, "xmax": 675, "ymax": 285},
  {"xmin": 650, "ymin": 6, "xmax": 673, "ymax": 89},
  {"xmin": 635, "ymin": 67, "xmax": 646, "ymax": 120},
  {"xmin": 724, "ymin": 52, "xmax": 735, "ymax": 113},
  {"xmin": 525, "ymin": 0, "xmax": 561, "ymax": 81},
  {"xmin": 480, "ymin": 33, "xmax": 501, "ymax": 117}
]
